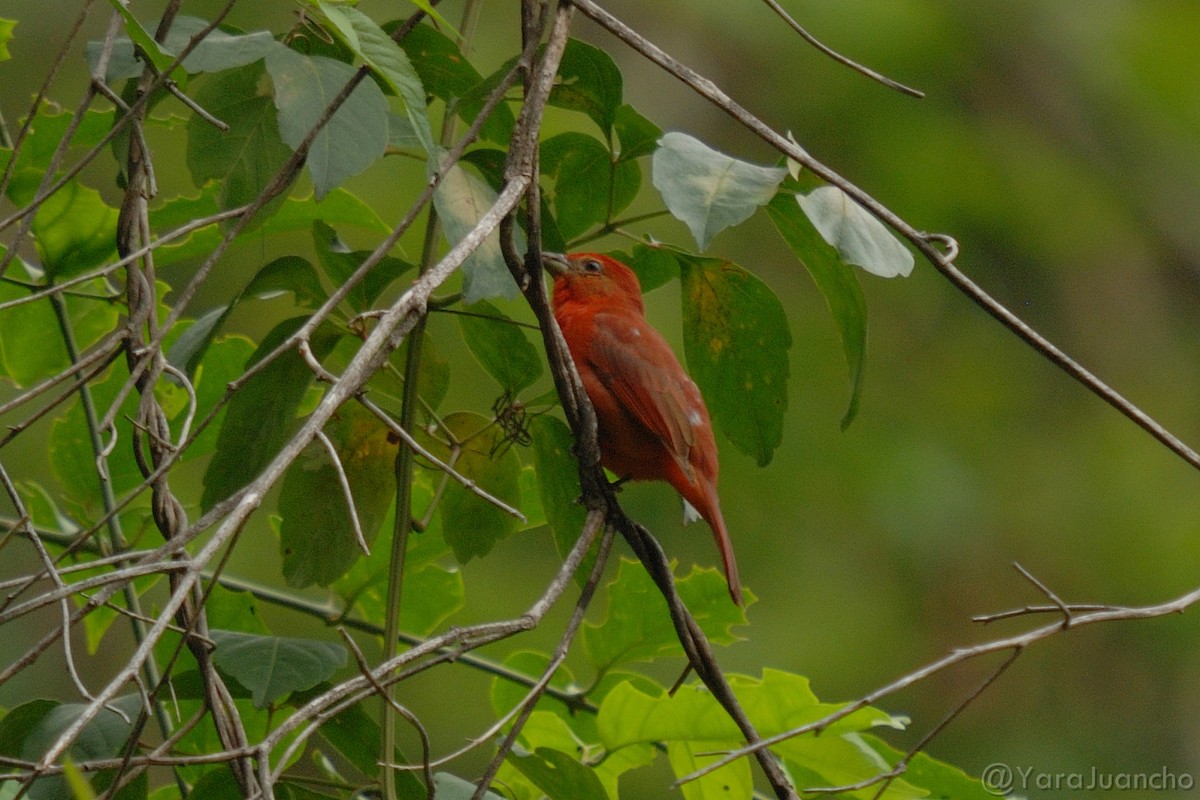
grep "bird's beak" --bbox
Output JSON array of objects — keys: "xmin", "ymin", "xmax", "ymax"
[{"xmin": 541, "ymin": 251, "xmax": 570, "ymax": 277}]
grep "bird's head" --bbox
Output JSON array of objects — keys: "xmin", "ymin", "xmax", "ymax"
[{"xmin": 542, "ymin": 252, "xmax": 644, "ymax": 314}]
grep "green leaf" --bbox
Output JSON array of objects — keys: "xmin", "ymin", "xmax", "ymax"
[
  {"xmin": 317, "ymin": 1, "xmax": 435, "ymax": 155},
  {"xmin": 652, "ymin": 132, "xmax": 786, "ymax": 250},
  {"xmin": 0, "ymin": 696, "xmax": 145, "ymax": 800},
  {"xmin": 529, "ymin": 416, "xmax": 592, "ymax": 584},
  {"xmin": 0, "ymin": 267, "xmax": 118, "ymax": 389},
  {"xmin": 0, "ymin": 18, "xmax": 15, "ymax": 62},
  {"xmin": 613, "ymin": 104, "xmax": 662, "ymax": 162},
  {"xmin": 767, "ymin": 191, "xmax": 867, "ymax": 429},
  {"xmin": 395, "ymin": 23, "xmax": 515, "ymax": 144},
  {"xmin": 599, "ymin": 672, "xmax": 909, "ymax": 800},
  {"xmin": 311, "ymin": 221, "xmax": 414, "ymax": 311},
  {"xmin": 30, "ymin": 180, "xmax": 119, "ymax": 278},
  {"xmin": 677, "ymin": 254, "xmax": 791, "ymax": 466},
  {"xmin": 797, "ymin": 186, "xmax": 914, "ymax": 278},
  {"xmin": 209, "ymin": 630, "xmax": 347, "ymax": 708},
  {"xmin": 624, "ymin": 243, "xmax": 679, "ymax": 292},
  {"xmin": 0, "ymin": 108, "xmax": 110, "ymax": 177},
  {"xmin": 103, "ymin": 0, "xmax": 176, "ymax": 77},
  {"xmin": 167, "ymin": 256, "xmax": 327, "ymax": 377},
  {"xmin": 541, "ymin": 132, "xmax": 640, "ymax": 240},
  {"xmin": 781, "ymin": 735, "xmax": 926, "ymax": 800},
  {"xmin": 549, "ymin": 39, "xmax": 623, "ymax": 136},
  {"xmin": 187, "ymin": 61, "xmax": 293, "ymax": 215},
  {"xmin": 200, "ymin": 317, "xmax": 342, "ymax": 511},
  {"xmin": 508, "ymin": 748, "xmax": 608, "ymax": 800},
  {"xmin": 434, "ymin": 159, "xmax": 520, "ymax": 303},
  {"xmin": 204, "ymin": 585, "xmax": 271, "ymax": 635},
  {"xmin": 265, "ymin": 46, "xmax": 389, "ymax": 198},
  {"xmin": 457, "ymin": 301, "xmax": 543, "ymax": 392},
  {"xmin": 187, "ymin": 334, "xmax": 256, "ymax": 460},
  {"xmin": 311, "ymin": 699, "xmax": 427, "ymax": 798},
  {"xmin": 88, "ymin": 16, "xmax": 278, "ymax": 82},
  {"xmin": 431, "ymin": 774, "xmax": 506, "ymax": 800},
  {"xmin": 279, "ymin": 402, "xmax": 395, "ymax": 588},
  {"xmin": 668, "ymin": 740, "xmax": 753, "ymax": 800},
  {"xmin": 597, "ymin": 682, "xmax": 750, "ymax": 800},
  {"xmin": 427, "ymin": 411, "xmax": 523, "ymax": 562},
  {"xmin": 332, "ymin": 480, "xmax": 464, "ymax": 635},
  {"xmin": 858, "ymin": 735, "xmax": 994, "ymax": 800},
  {"xmin": 50, "ymin": 367, "xmax": 145, "ymax": 513},
  {"xmin": 583, "ymin": 559, "xmax": 749, "ymax": 671}
]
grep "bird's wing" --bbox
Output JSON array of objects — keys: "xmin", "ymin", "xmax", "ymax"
[{"xmin": 587, "ymin": 315, "xmax": 699, "ymax": 477}]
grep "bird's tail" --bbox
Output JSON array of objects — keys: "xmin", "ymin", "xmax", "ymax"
[
  {"xmin": 684, "ymin": 493, "xmax": 742, "ymax": 606},
  {"xmin": 710, "ymin": 507, "xmax": 743, "ymax": 606}
]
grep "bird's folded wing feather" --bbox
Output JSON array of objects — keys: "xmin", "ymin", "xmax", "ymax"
[{"xmin": 588, "ymin": 317, "xmax": 697, "ymax": 476}]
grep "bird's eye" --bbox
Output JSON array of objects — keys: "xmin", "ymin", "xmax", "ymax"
[{"xmin": 582, "ymin": 259, "xmax": 603, "ymax": 274}]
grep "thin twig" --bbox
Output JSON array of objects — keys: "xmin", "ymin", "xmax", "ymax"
[{"xmin": 759, "ymin": 0, "xmax": 923, "ymax": 98}]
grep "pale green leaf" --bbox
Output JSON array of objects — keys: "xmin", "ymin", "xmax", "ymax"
[
  {"xmin": 265, "ymin": 47, "xmax": 389, "ymax": 198},
  {"xmin": 317, "ymin": 2, "xmax": 434, "ymax": 155},
  {"xmin": 434, "ymin": 159, "xmax": 520, "ymax": 302},
  {"xmin": 797, "ymin": 186, "xmax": 914, "ymax": 278},
  {"xmin": 652, "ymin": 132, "xmax": 786, "ymax": 250}
]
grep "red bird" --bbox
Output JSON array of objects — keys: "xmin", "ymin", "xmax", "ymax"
[{"xmin": 543, "ymin": 252, "xmax": 742, "ymax": 605}]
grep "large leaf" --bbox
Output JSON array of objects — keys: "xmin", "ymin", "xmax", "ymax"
[
  {"xmin": 0, "ymin": 696, "xmax": 146, "ymax": 800},
  {"xmin": 507, "ymin": 748, "xmax": 608, "ymax": 800},
  {"xmin": 310, "ymin": 694, "xmax": 428, "ymax": 798},
  {"xmin": 858, "ymin": 735, "xmax": 995, "ymax": 800},
  {"xmin": 279, "ymin": 402, "xmax": 395, "ymax": 588},
  {"xmin": 549, "ymin": 38, "xmax": 623, "ymax": 136},
  {"xmin": 652, "ymin": 132, "xmax": 786, "ymax": 250},
  {"xmin": 583, "ymin": 559, "xmax": 748, "ymax": 671},
  {"xmin": 265, "ymin": 46, "xmax": 389, "ymax": 198},
  {"xmin": 797, "ymin": 186, "xmax": 914, "ymax": 278},
  {"xmin": 200, "ymin": 317, "xmax": 342, "ymax": 510},
  {"xmin": 529, "ymin": 415, "xmax": 591, "ymax": 583},
  {"xmin": 318, "ymin": 2, "xmax": 434, "ymax": 155},
  {"xmin": 767, "ymin": 191, "xmax": 867, "ymax": 429},
  {"xmin": 167, "ymin": 255, "xmax": 327, "ymax": 377},
  {"xmin": 209, "ymin": 630, "xmax": 347, "ymax": 708},
  {"xmin": 434, "ymin": 159, "xmax": 520, "ymax": 303},
  {"xmin": 677, "ymin": 254, "xmax": 791, "ymax": 466},
  {"xmin": 431, "ymin": 774, "xmax": 507, "ymax": 800},
  {"xmin": 457, "ymin": 301, "xmax": 543, "ymax": 392},
  {"xmin": 311, "ymin": 220, "xmax": 414, "ymax": 311},
  {"xmin": 599, "ymin": 672, "xmax": 913, "ymax": 800},
  {"xmin": 88, "ymin": 15, "xmax": 278, "ymax": 82},
  {"xmin": 30, "ymin": 179, "xmax": 119, "ymax": 278},
  {"xmin": 0, "ymin": 265, "xmax": 118, "ymax": 389},
  {"xmin": 394, "ymin": 23, "xmax": 515, "ymax": 144},
  {"xmin": 186, "ymin": 61, "xmax": 293, "ymax": 214},
  {"xmin": 613, "ymin": 103, "xmax": 662, "ymax": 162},
  {"xmin": 332, "ymin": 481, "xmax": 464, "ymax": 636},
  {"xmin": 148, "ymin": 185, "xmax": 389, "ymax": 269},
  {"xmin": 541, "ymin": 132, "xmax": 640, "ymax": 240},
  {"xmin": 426, "ymin": 411, "xmax": 523, "ymax": 562}
]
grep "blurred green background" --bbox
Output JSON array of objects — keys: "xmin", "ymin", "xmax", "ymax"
[{"xmin": 3, "ymin": 1, "xmax": 1199, "ymax": 797}]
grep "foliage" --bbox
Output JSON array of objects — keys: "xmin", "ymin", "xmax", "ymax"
[{"xmin": 0, "ymin": 4, "xmax": 995, "ymax": 800}]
